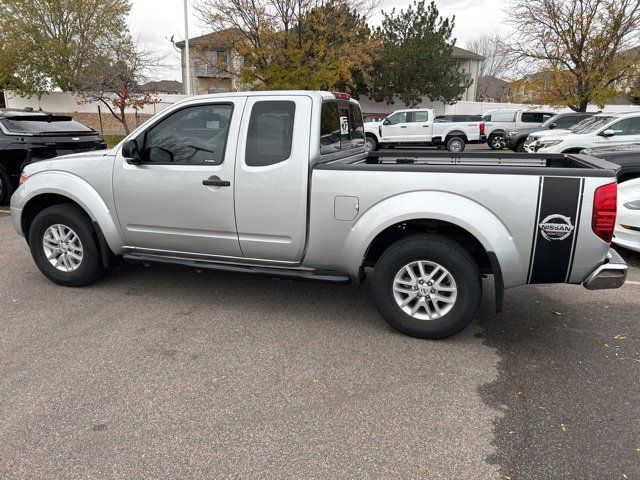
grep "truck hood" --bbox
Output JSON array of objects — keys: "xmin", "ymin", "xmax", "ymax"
[
  {"xmin": 24, "ymin": 148, "xmax": 115, "ymax": 176},
  {"xmin": 530, "ymin": 129, "xmax": 573, "ymax": 139}
]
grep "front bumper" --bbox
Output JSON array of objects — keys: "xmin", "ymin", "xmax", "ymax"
[{"xmin": 583, "ymin": 248, "xmax": 628, "ymax": 290}]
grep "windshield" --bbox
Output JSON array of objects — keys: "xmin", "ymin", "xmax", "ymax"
[{"xmin": 572, "ymin": 116, "xmax": 616, "ymax": 134}]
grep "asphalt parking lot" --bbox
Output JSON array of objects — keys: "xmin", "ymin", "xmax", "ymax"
[{"xmin": 0, "ymin": 210, "xmax": 639, "ymax": 479}]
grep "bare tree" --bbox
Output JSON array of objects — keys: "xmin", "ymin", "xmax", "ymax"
[
  {"xmin": 505, "ymin": 0, "xmax": 640, "ymax": 111},
  {"xmin": 466, "ymin": 33, "xmax": 511, "ymax": 99},
  {"xmin": 78, "ymin": 38, "xmax": 162, "ymax": 134}
]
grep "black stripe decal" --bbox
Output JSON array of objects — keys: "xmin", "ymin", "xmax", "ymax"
[
  {"xmin": 565, "ymin": 178, "xmax": 585, "ymax": 282},
  {"xmin": 528, "ymin": 176, "xmax": 582, "ymax": 284},
  {"xmin": 527, "ymin": 177, "xmax": 544, "ymax": 283}
]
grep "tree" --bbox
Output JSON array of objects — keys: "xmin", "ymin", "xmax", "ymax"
[
  {"xmin": 193, "ymin": 0, "xmax": 379, "ymax": 93},
  {"xmin": 367, "ymin": 0, "xmax": 468, "ymax": 107},
  {"xmin": 77, "ymin": 38, "xmax": 160, "ymax": 134},
  {"xmin": 506, "ymin": 0, "xmax": 640, "ymax": 111},
  {"xmin": 0, "ymin": 0, "xmax": 131, "ymax": 96},
  {"xmin": 466, "ymin": 33, "xmax": 511, "ymax": 100}
]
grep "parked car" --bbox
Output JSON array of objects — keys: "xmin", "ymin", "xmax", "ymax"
[
  {"xmin": 10, "ymin": 91, "xmax": 627, "ymax": 340},
  {"xmin": 505, "ymin": 112, "xmax": 594, "ymax": 152},
  {"xmin": 529, "ymin": 112, "xmax": 640, "ymax": 154},
  {"xmin": 613, "ymin": 177, "xmax": 640, "ymax": 252},
  {"xmin": 483, "ymin": 109, "xmax": 555, "ymax": 150},
  {"xmin": 0, "ymin": 109, "xmax": 106, "ymax": 204},
  {"xmin": 582, "ymin": 143, "xmax": 640, "ymax": 183},
  {"xmin": 364, "ymin": 108, "xmax": 485, "ymax": 152}
]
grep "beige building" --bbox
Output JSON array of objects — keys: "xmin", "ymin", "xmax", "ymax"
[
  {"xmin": 176, "ymin": 29, "xmax": 243, "ymax": 95},
  {"xmin": 452, "ymin": 46, "xmax": 484, "ymax": 102}
]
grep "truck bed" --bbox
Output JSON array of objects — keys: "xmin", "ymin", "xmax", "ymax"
[{"xmin": 316, "ymin": 151, "xmax": 620, "ymax": 178}]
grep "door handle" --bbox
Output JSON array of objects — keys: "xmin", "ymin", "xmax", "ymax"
[
  {"xmin": 203, "ymin": 175, "xmax": 230, "ymax": 187},
  {"xmin": 400, "ymin": 126, "xmax": 407, "ymax": 128},
  {"xmin": 422, "ymin": 125, "xmax": 430, "ymax": 127}
]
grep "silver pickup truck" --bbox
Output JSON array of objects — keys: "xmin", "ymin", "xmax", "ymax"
[{"xmin": 10, "ymin": 91, "xmax": 628, "ymax": 339}]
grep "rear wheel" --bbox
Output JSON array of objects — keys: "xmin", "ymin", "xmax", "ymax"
[
  {"xmin": 365, "ymin": 135, "xmax": 378, "ymax": 152},
  {"xmin": 515, "ymin": 139, "xmax": 526, "ymax": 152},
  {"xmin": 29, "ymin": 204, "xmax": 105, "ymax": 286},
  {"xmin": 446, "ymin": 136, "xmax": 466, "ymax": 153},
  {"xmin": 372, "ymin": 235, "xmax": 482, "ymax": 339},
  {"xmin": 0, "ymin": 167, "xmax": 11, "ymax": 205},
  {"xmin": 488, "ymin": 133, "xmax": 505, "ymax": 150}
]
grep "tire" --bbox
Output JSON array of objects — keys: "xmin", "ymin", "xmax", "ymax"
[
  {"xmin": 488, "ymin": 133, "xmax": 505, "ymax": 150},
  {"xmin": 0, "ymin": 167, "xmax": 11, "ymax": 205},
  {"xmin": 515, "ymin": 140, "xmax": 526, "ymax": 152},
  {"xmin": 446, "ymin": 136, "xmax": 466, "ymax": 153},
  {"xmin": 371, "ymin": 234, "xmax": 482, "ymax": 339},
  {"xmin": 365, "ymin": 135, "xmax": 378, "ymax": 152},
  {"xmin": 28, "ymin": 203, "xmax": 105, "ymax": 287}
]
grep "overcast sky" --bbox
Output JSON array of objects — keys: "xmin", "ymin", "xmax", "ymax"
[{"xmin": 129, "ymin": 0, "xmax": 509, "ymax": 81}]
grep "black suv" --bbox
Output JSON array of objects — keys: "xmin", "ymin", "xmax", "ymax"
[{"xmin": 0, "ymin": 109, "xmax": 106, "ymax": 204}]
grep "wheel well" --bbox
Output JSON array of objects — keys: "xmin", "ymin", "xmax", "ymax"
[
  {"xmin": 21, "ymin": 194, "xmax": 90, "ymax": 242},
  {"xmin": 363, "ymin": 219, "xmax": 491, "ymax": 274},
  {"xmin": 561, "ymin": 148, "xmax": 583, "ymax": 154},
  {"xmin": 365, "ymin": 132, "xmax": 378, "ymax": 141},
  {"xmin": 489, "ymin": 130, "xmax": 504, "ymax": 137},
  {"xmin": 445, "ymin": 131, "xmax": 468, "ymax": 142}
]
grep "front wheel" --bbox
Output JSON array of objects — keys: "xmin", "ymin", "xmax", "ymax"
[
  {"xmin": 371, "ymin": 235, "xmax": 482, "ymax": 339},
  {"xmin": 29, "ymin": 204, "xmax": 105, "ymax": 287},
  {"xmin": 488, "ymin": 133, "xmax": 505, "ymax": 150},
  {"xmin": 446, "ymin": 136, "xmax": 466, "ymax": 153}
]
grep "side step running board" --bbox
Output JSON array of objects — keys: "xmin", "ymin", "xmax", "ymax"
[{"xmin": 122, "ymin": 253, "xmax": 352, "ymax": 285}]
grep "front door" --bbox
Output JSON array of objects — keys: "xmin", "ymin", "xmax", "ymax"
[
  {"xmin": 113, "ymin": 98, "xmax": 246, "ymax": 257},
  {"xmin": 380, "ymin": 111, "xmax": 410, "ymax": 142},
  {"xmin": 597, "ymin": 116, "xmax": 640, "ymax": 147}
]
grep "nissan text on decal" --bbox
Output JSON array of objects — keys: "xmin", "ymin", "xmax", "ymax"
[{"xmin": 10, "ymin": 91, "xmax": 628, "ymax": 340}]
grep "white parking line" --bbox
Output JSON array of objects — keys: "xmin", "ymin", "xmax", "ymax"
[
  {"xmin": 0, "ymin": 209, "xmax": 10, "ymax": 213},
  {"xmin": 626, "ymin": 280, "xmax": 640, "ymax": 285}
]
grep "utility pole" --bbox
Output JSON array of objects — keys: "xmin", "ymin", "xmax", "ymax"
[{"xmin": 184, "ymin": 0, "xmax": 191, "ymax": 96}]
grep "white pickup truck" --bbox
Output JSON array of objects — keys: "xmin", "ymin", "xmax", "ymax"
[
  {"xmin": 363, "ymin": 108, "xmax": 484, "ymax": 152},
  {"xmin": 483, "ymin": 109, "xmax": 556, "ymax": 149}
]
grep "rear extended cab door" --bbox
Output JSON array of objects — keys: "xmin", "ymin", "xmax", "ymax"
[{"xmin": 233, "ymin": 94, "xmax": 312, "ymax": 262}]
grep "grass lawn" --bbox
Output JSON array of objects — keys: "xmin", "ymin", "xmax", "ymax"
[{"xmin": 103, "ymin": 134, "xmax": 125, "ymax": 148}]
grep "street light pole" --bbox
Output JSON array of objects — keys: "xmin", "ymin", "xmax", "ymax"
[{"xmin": 184, "ymin": 0, "xmax": 191, "ymax": 96}]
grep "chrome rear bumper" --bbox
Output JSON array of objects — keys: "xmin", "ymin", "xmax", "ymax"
[{"xmin": 583, "ymin": 248, "xmax": 628, "ymax": 290}]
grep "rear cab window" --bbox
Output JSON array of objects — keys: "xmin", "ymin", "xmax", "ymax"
[
  {"xmin": 246, "ymin": 100, "xmax": 295, "ymax": 166},
  {"xmin": 320, "ymin": 100, "xmax": 365, "ymax": 155}
]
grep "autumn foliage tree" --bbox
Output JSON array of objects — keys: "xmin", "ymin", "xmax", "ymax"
[
  {"xmin": 506, "ymin": 0, "xmax": 640, "ymax": 111},
  {"xmin": 0, "ymin": 0, "xmax": 132, "ymax": 96},
  {"xmin": 194, "ymin": 0, "xmax": 379, "ymax": 93},
  {"xmin": 78, "ymin": 38, "xmax": 160, "ymax": 134}
]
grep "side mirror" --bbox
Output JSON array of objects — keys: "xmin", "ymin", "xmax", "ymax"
[
  {"xmin": 601, "ymin": 129, "xmax": 615, "ymax": 138},
  {"xmin": 549, "ymin": 123, "xmax": 557, "ymax": 129},
  {"xmin": 122, "ymin": 139, "xmax": 141, "ymax": 163},
  {"xmin": 382, "ymin": 118, "xmax": 390, "ymax": 126}
]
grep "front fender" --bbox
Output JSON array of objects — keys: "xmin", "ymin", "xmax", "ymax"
[
  {"xmin": 341, "ymin": 191, "xmax": 523, "ymax": 288},
  {"xmin": 11, "ymin": 170, "xmax": 126, "ymax": 254}
]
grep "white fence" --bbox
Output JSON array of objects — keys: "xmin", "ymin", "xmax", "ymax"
[{"xmin": 4, "ymin": 89, "xmax": 640, "ymax": 117}]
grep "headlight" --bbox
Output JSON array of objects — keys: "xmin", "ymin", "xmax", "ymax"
[
  {"xmin": 19, "ymin": 172, "xmax": 29, "ymax": 185},
  {"xmin": 507, "ymin": 130, "xmax": 518, "ymax": 136},
  {"xmin": 624, "ymin": 200, "xmax": 640, "ymax": 210},
  {"xmin": 539, "ymin": 140, "xmax": 564, "ymax": 147}
]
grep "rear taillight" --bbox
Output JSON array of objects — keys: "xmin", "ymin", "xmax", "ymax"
[
  {"xmin": 479, "ymin": 122, "xmax": 485, "ymax": 136},
  {"xmin": 333, "ymin": 92, "xmax": 351, "ymax": 100},
  {"xmin": 592, "ymin": 182, "xmax": 617, "ymax": 243}
]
